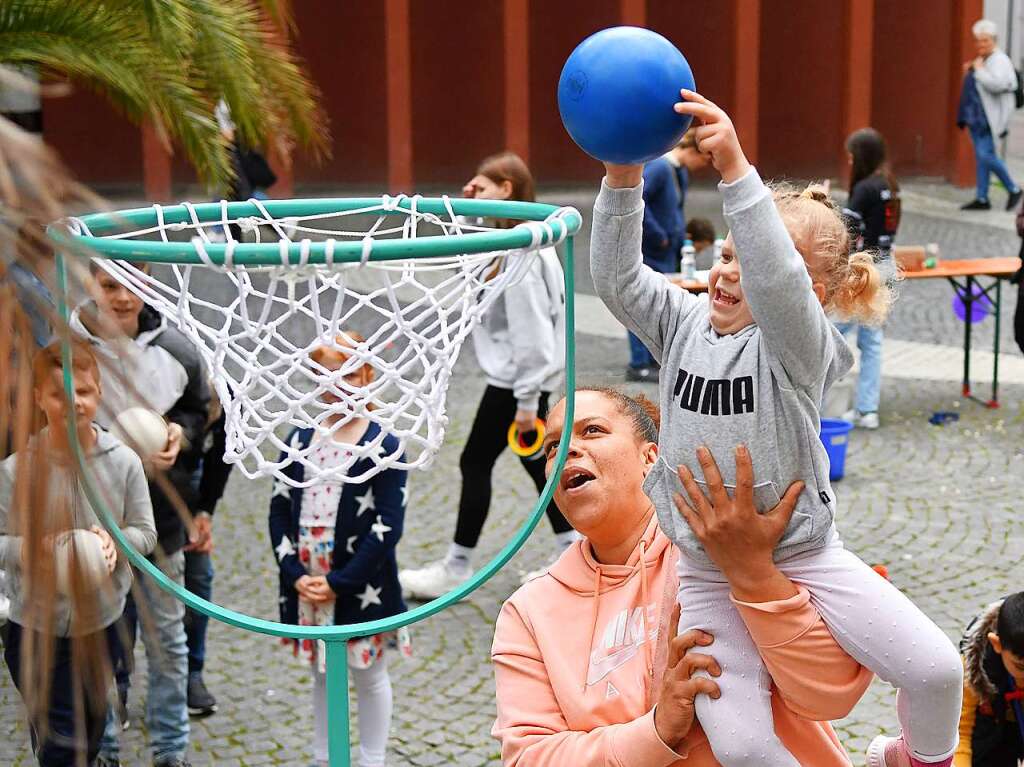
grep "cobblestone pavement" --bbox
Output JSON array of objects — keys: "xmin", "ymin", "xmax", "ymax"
[{"xmin": 4, "ymin": 182, "xmax": 1024, "ymax": 765}]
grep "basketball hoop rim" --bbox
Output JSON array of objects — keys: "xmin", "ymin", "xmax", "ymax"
[
  {"xmin": 53, "ymin": 196, "xmax": 583, "ymax": 265},
  {"xmin": 52, "ymin": 230, "xmax": 579, "ymax": 643}
]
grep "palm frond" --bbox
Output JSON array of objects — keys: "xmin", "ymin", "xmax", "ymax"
[{"xmin": 0, "ymin": 0, "xmax": 327, "ymax": 190}]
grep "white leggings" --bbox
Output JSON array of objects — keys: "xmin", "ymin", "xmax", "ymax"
[
  {"xmin": 312, "ymin": 657, "xmax": 393, "ymax": 767},
  {"xmin": 679, "ymin": 535, "xmax": 963, "ymax": 766}
]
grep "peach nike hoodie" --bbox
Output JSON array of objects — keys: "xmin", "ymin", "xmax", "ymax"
[{"xmin": 492, "ymin": 515, "xmax": 873, "ymax": 766}]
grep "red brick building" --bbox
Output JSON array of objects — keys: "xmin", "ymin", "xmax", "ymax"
[{"xmin": 43, "ymin": 0, "xmax": 984, "ymax": 199}]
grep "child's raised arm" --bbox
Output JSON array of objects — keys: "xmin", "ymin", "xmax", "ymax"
[
  {"xmin": 591, "ymin": 164, "xmax": 701, "ymax": 361},
  {"xmin": 677, "ymin": 90, "xmax": 836, "ymax": 389}
]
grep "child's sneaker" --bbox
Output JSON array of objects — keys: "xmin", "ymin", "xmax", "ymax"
[
  {"xmin": 866, "ymin": 736, "xmax": 953, "ymax": 767},
  {"xmin": 398, "ymin": 559, "xmax": 470, "ymax": 600}
]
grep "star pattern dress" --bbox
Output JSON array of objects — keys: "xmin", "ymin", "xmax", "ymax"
[{"xmin": 274, "ymin": 432, "xmax": 411, "ymax": 670}]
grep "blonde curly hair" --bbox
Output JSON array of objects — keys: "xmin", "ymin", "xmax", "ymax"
[{"xmin": 771, "ymin": 183, "xmax": 896, "ymax": 325}]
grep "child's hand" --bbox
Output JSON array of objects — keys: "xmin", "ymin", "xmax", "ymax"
[
  {"xmin": 673, "ymin": 90, "xmax": 751, "ymax": 184},
  {"xmin": 295, "ymin": 574, "xmax": 317, "ymax": 602},
  {"xmin": 148, "ymin": 422, "xmax": 184, "ymax": 472},
  {"xmin": 91, "ymin": 525, "xmax": 117, "ymax": 574},
  {"xmin": 602, "ymin": 162, "xmax": 644, "ymax": 190},
  {"xmin": 305, "ymin": 575, "xmax": 335, "ymax": 604}
]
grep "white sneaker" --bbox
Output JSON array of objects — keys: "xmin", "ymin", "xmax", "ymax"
[
  {"xmin": 398, "ymin": 559, "xmax": 470, "ymax": 601},
  {"xmin": 843, "ymin": 409, "xmax": 880, "ymax": 430},
  {"xmin": 857, "ymin": 411, "xmax": 879, "ymax": 429}
]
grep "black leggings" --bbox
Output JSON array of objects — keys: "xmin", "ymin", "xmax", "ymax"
[{"xmin": 454, "ymin": 385, "xmax": 573, "ymax": 548}]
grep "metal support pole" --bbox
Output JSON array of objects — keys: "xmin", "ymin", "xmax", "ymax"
[
  {"xmin": 326, "ymin": 640, "xmax": 351, "ymax": 766},
  {"xmin": 992, "ymin": 276, "xmax": 1002, "ymax": 407}
]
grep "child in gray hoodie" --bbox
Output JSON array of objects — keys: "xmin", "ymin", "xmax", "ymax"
[
  {"xmin": 591, "ymin": 89, "xmax": 962, "ymax": 767},
  {"xmin": 0, "ymin": 339, "xmax": 157, "ymax": 765}
]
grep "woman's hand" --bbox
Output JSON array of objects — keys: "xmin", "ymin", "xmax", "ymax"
[
  {"xmin": 91, "ymin": 525, "xmax": 117, "ymax": 574},
  {"xmin": 602, "ymin": 162, "xmax": 644, "ymax": 189},
  {"xmin": 673, "ymin": 445, "xmax": 803, "ymax": 602},
  {"xmin": 674, "ymin": 90, "xmax": 751, "ymax": 184},
  {"xmin": 653, "ymin": 602, "xmax": 721, "ymax": 752}
]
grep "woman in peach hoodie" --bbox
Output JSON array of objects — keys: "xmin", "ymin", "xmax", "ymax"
[{"xmin": 492, "ymin": 387, "xmax": 874, "ymax": 765}]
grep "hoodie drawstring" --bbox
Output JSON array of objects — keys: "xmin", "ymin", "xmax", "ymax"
[
  {"xmin": 585, "ymin": 564, "xmax": 602, "ymax": 693},
  {"xmin": 639, "ymin": 539, "xmax": 653, "ymax": 688}
]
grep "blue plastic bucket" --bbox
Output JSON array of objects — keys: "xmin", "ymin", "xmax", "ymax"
[{"xmin": 819, "ymin": 419, "xmax": 854, "ymax": 481}]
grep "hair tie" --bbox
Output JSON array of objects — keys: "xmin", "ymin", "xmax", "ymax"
[{"xmin": 800, "ymin": 187, "xmax": 830, "ymax": 204}]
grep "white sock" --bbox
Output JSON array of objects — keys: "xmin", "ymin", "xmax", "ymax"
[
  {"xmin": 445, "ymin": 543, "xmax": 474, "ymax": 575},
  {"xmin": 312, "ymin": 665, "xmax": 328, "ymax": 763},
  {"xmin": 554, "ymin": 530, "xmax": 580, "ymax": 553}
]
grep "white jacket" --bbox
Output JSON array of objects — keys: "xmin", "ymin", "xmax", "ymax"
[
  {"xmin": 471, "ymin": 246, "xmax": 565, "ymax": 412},
  {"xmin": 974, "ymin": 48, "xmax": 1017, "ymax": 137},
  {"xmin": 69, "ymin": 304, "xmax": 190, "ymax": 428}
]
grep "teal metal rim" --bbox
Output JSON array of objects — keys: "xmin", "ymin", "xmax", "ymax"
[
  {"xmin": 55, "ymin": 237, "xmax": 577, "ymax": 642},
  {"xmin": 54, "ymin": 197, "xmax": 583, "ymax": 266}
]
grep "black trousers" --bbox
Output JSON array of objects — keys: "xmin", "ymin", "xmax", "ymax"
[
  {"xmin": 3, "ymin": 620, "xmax": 120, "ymax": 767},
  {"xmin": 454, "ymin": 385, "xmax": 573, "ymax": 548}
]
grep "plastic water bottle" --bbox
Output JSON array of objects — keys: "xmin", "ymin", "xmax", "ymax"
[{"xmin": 681, "ymin": 239, "xmax": 696, "ymax": 280}]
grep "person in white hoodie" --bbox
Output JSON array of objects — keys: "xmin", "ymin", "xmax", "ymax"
[
  {"xmin": 71, "ymin": 262, "xmax": 208, "ymax": 767},
  {"xmin": 399, "ymin": 151, "xmax": 575, "ymax": 600},
  {"xmin": 960, "ymin": 19, "xmax": 1023, "ymax": 211}
]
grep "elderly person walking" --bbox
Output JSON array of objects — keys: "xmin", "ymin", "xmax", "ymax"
[{"xmin": 959, "ymin": 19, "xmax": 1022, "ymax": 211}]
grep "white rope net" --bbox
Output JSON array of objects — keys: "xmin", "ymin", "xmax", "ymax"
[{"xmin": 67, "ymin": 197, "xmax": 574, "ymax": 488}]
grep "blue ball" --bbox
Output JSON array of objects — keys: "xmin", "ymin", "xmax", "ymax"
[{"xmin": 558, "ymin": 27, "xmax": 695, "ymax": 165}]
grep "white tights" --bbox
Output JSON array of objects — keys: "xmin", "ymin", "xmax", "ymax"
[
  {"xmin": 680, "ymin": 535, "xmax": 963, "ymax": 766},
  {"xmin": 312, "ymin": 657, "xmax": 393, "ymax": 767}
]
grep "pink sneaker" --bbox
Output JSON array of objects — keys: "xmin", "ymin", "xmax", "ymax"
[{"xmin": 866, "ymin": 736, "xmax": 953, "ymax": 767}]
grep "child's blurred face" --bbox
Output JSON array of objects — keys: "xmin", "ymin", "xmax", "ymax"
[
  {"xmin": 707, "ymin": 234, "xmax": 754, "ymax": 335},
  {"xmin": 35, "ymin": 366, "xmax": 101, "ymax": 432},
  {"xmin": 317, "ymin": 352, "xmax": 372, "ymax": 405},
  {"xmin": 990, "ymin": 633, "xmax": 1024, "ymax": 688},
  {"xmin": 92, "ymin": 269, "xmax": 144, "ymax": 337}
]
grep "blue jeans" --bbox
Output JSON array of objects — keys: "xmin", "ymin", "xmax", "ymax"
[
  {"xmin": 184, "ymin": 549, "xmax": 214, "ymax": 674},
  {"xmin": 970, "ymin": 125, "xmax": 1019, "ymax": 201},
  {"xmin": 100, "ymin": 551, "xmax": 190, "ymax": 763},
  {"xmin": 627, "ymin": 331, "xmax": 656, "ymax": 369},
  {"xmin": 835, "ymin": 322, "xmax": 883, "ymax": 414},
  {"xmin": 3, "ymin": 621, "xmax": 121, "ymax": 767}
]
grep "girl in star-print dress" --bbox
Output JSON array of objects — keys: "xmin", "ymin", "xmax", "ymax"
[{"xmin": 268, "ymin": 333, "xmax": 410, "ymax": 767}]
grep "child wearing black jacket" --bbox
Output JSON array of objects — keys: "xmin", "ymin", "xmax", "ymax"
[{"xmin": 268, "ymin": 333, "xmax": 409, "ymax": 767}]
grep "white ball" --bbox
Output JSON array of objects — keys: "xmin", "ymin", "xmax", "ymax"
[
  {"xmin": 53, "ymin": 529, "xmax": 110, "ymax": 595},
  {"xmin": 111, "ymin": 408, "xmax": 168, "ymax": 458}
]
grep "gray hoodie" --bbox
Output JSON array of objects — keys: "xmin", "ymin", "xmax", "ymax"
[
  {"xmin": 592, "ymin": 168, "xmax": 852, "ymax": 564},
  {"xmin": 0, "ymin": 427, "xmax": 157, "ymax": 636},
  {"xmin": 974, "ymin": 48, "xmax": 1017, "ymax": 138}
]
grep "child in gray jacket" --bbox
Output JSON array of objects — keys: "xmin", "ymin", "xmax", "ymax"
[
  {"xmin": 0, "ymin": 339, "xmax": 156, "ymax": 765},
  {"xmin": 591, "ymin": 89, "xmax": 962, "ymax": 767}
]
